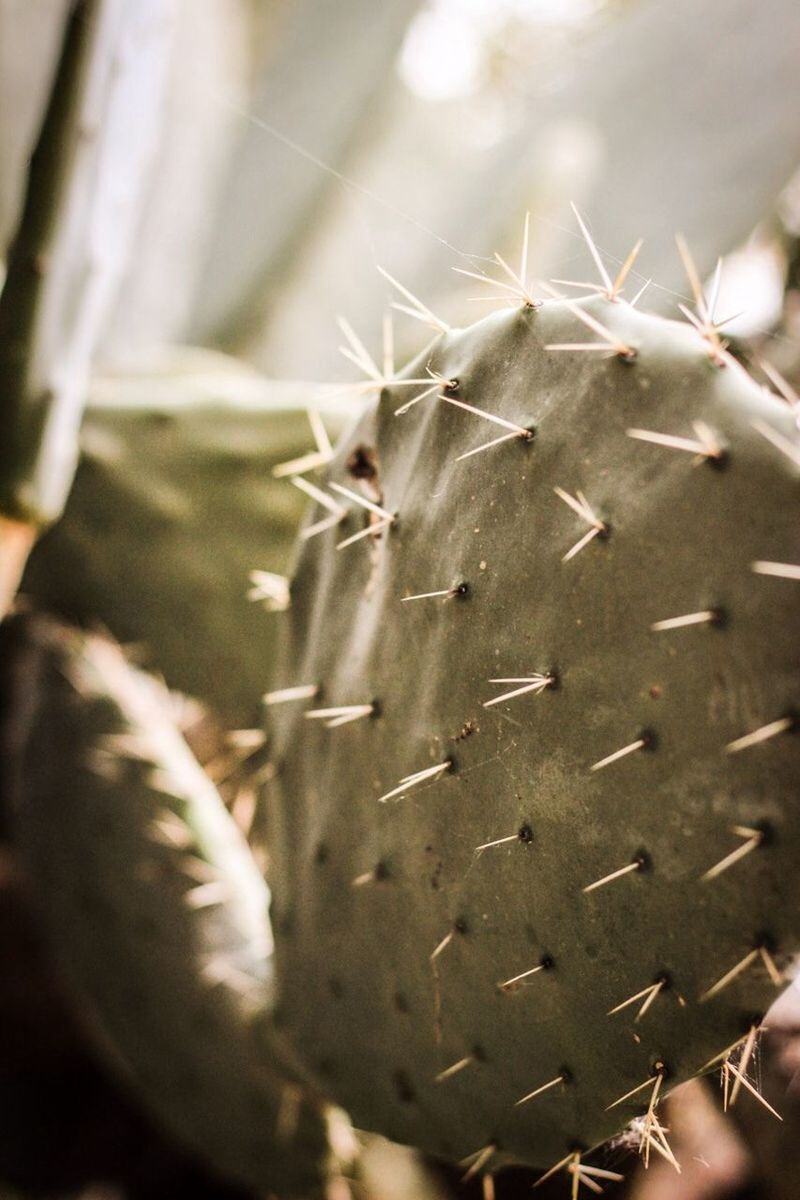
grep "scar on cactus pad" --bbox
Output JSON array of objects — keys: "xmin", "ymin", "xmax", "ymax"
[{"xmin": 265, "ymin": 214, "xmax": 800, "ymax": 1184}]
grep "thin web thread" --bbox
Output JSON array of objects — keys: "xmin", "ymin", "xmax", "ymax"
[{"xmin": 211, "ymin": 91, "xmax": 796, "ymax": 352}]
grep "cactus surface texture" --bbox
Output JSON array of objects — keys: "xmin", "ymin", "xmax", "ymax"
[{"xmin": 266, "ymin": 294, "xmax": 800, "ymax": 1173}]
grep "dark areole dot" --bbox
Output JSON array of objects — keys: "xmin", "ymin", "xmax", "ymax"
[
  {"xmin": 392, "ymin": 1069, "xmax": 416, "ymax": 1103},
  {"xmin": 634, "ymin": 849, "xmax": 652, "ymax": 873},
  {"xmin": 346, "ymin": 444, "xmax": 379, "ymax": 482}
]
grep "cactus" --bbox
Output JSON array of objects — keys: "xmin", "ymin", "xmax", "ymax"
[
  {"xmin": 4, "ymin": 222, "xmax": 800, "ymax": 1195},
  {"xmin": 264, "ymin": 267, "xmax": 800, "ymax": 1180},
  {"xmin": 21, "ymin": 372, "xmax": 347, "ymax": 723},
  {"xmin": 3, "ymin": 612, "xmax": 342, "ymax": 1198}
]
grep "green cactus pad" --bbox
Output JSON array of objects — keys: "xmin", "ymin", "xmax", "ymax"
[
  {"xmin": 5, "ymin": 614, "xmax": 336, "ymax": 1196},
  {"xmin": 266, "ymin": 295, "xmax": 800, "ymax": 1172},
  {"xmin": 22, "ymin": 384, "xmax": 347, "ymax": 723}
]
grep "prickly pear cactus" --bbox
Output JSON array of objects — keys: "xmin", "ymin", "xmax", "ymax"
[
  {"xmin": 266, "ymin": 290, "xmax": 800, "ymax": 1175},
  {"xmin": 3, "ymin": 614, "xmax": 339, "ymax": 1198},
  {"xmin": 22, "ymin": 387, "xmax": 346, "ymax": 723}
]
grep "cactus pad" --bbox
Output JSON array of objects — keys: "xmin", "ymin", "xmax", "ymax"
[
  {"xmin": 5, "ymin": 614, "xmax": 337, "ymax": 1196},
  {"xmin": 266, "ymin": 294, "xmax": 800, "ymax": 1173}
]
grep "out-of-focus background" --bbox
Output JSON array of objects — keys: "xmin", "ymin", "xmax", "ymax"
[
  {"xmin": 5, "ymin": 0, "xmax": 800, "ymax": 386},
  {"xmin": 3, "ymin": 2, "xmax": 800, "ymax": 1198}
]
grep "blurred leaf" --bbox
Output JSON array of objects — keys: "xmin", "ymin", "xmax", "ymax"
[
  {"xmin": 99, "ymin": 0, "xmax": 255, "ymax": 362},
  {"xmin": 0, "ymin": 0, "xmax": 177, "ymax": 523},
  {"xmin": 0, "ymin": 0, "xmax": 71, "ymax": 255},
  {"xmin": 241, "ymin": 0, "xmax": 800, "ymax": 378},
  {"xmin": 189, "ymin": 0, "xmax": 421, "ymax": 347}
]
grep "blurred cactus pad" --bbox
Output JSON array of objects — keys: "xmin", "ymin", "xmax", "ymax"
[
  {"xmin": 265, "ymin": 283, "xmax": 800, "ymax": 1175},
  {"xmin": 22, "ymin": 362, "xmax": 347, "ymax": 724}
]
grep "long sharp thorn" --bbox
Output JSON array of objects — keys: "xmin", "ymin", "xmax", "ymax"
[
  {"xmin": 455, "ymin": 430, "xmax": 526, "ymax": 461},
  {"xmin": 752, "ymin": 560, "xmax": 800, "ymax": 580},
  {"xmin": 435, "ymin": 1055, "xmax": 474, "ymax": 1083},
  {"xmin": 708, "ymin": 258, "xmax": 723, "ymax": 325},
  {"xmin": 378, "ymin": 266, "xmax": 450, "ymax": 333},
  {"xmin": 336, "ymin": 315, "xmax": 381, "ymax": 380},
  {"xmin": 759, "ymin": 360, "xmax": 800, "ymax": 409},
  {"xmin": 726, "ymin": 1063, "xmax": 782, "ymax": 1120},
  {"xmin": 591, "ymin": 737, "xmax": 647, "ymax": 772},
  {"xmin": 382, "ymin": 311, "xmax": 394, "ymax": 379},
  {"xmin": 607, "ymin": 983, "xmax": 657, "ymax": 1015},
  {"xmin": 515, "ymin": 1074, "xmax": 565, "ymax": 1106},
  {"xmin": 443, "ymin": 394, "xmax": 531, "ymax": 437},
  {"xmin": 583, "ymin": 858, "xmax": 642, "ymax": 893},
  {"xmin": 291, "ymin": 475, "xmax": 346, "ymax": 515},
  {"xmin": 273, "ymin": 450, "xmax": 331, "ymax": 478},
  {"xmin": 453, "ymin": 267, "xmax": 521, "ymax": 294},
  {"xmin": 541, "ymin": 282, "xmax": 634, "ymax": 356},
  {"xmin": 308, "ymin": 407, "xmax": 332, "ymax": 456},
  {"xmin": 700, "ymin": 948, "xmax": 760, "ymax": 1001},
  {"xmin": 676, "ymin": 234, "xmax": 709, "ymax": 320},
  {"xmin": 520, "ymin": 211, "xmax": 530, "ymax": 285},
  {"xmin": 263, "ymin": 684, "xmax": 318, "ymax": 706},
  {"xmin": 483, "ymin": 675, "xmax": 554, "ymax": 707},
  {"xmin": 606, "ymin": 1073, "xmax": 659, "ymax": 1110},
  {"xmin": 460, "ymin": 1144, "xmax": 496, "ymax": 1183},
  {"xmin": 629, "ymin": 278, "xmax": 651, "ymax": 307},
  {"xmin": 339, "ymin": 344, "xmax": 380, "ymax": 380},
  {"xmin": 651, "ymin": 610, "xmax": 717, "ymax": 631},
  {"xmin": 701, "ymin": 826, "xmax": 763, "ymax": 881},
  {"xmin": 578, "ymin": 1164, "xmax": 626, "ymax": 1183},
  {"xmin": 533, "ymin": 1152, "xmax": 577, "ymax": 1190},
  {"xmin": 612, "ymin": 238, "xmax": 644, "ymax": 298},
  {"xmin": 752, "ymin": 418, "xmax": 800, "ymax": 468},
  {"xmin": 336, "ymin": 517, "xmax": 392, "ymax": 550},
  {"xmin": 571, "ymin": 203, "xmax": 614, "ymax": 293},
  {"xmin": 377, "ymin": 760, "xmax": 452, "ymax": 804},
  {"xmin": 627, "ymin": 426, "xmax": 721, "ymax": 460},
  {"xmin": 760, "ymin": 944, "xmax": 783, "ymax": 985},
  {"xmin": 498, "ymin": 963, "xmax": 545, "ymax": 989},
  {"xmin": 563, "ymin": 525, "xmax": 602, "ymax": 561},
  {"xmin": 728, "ymin": 1025, "xmax": 758, "ymax": 1106},
  {"xmin": 300, "ymin": 512, "xmax": 343, "ymax": 541},
  {"xmin": 726, "ymin": 716, "xmax": 794, "ymax": 753},
  {"xmin": 329, "ymin": 481, "xmax": 394, "ymax": 522},
  {"xmin": 395, "ymin": 381, "xmax": 441, "ymax": 416}
]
